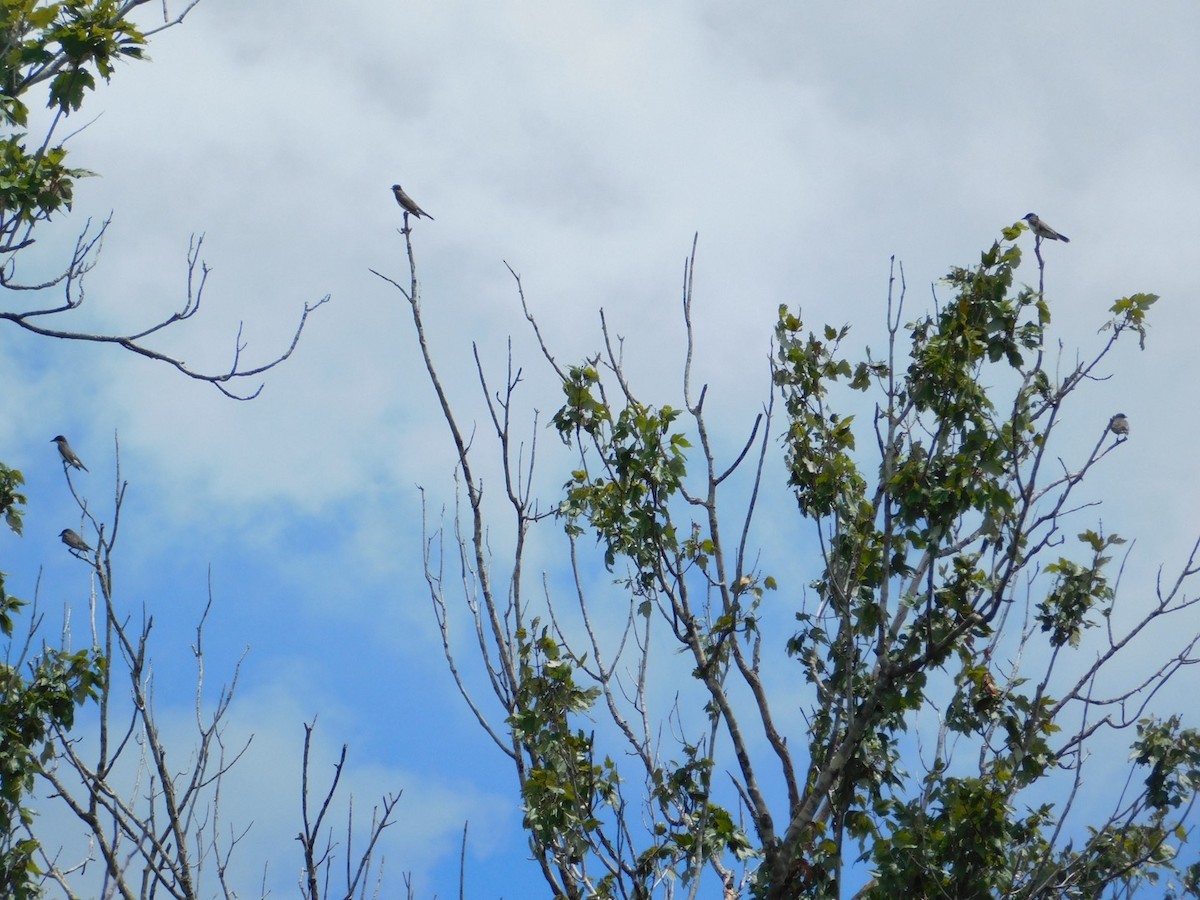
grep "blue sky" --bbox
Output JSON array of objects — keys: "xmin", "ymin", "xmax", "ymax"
[{"xmin": 4, "ymin": 1, "xmax": 1200, "ymax": 895}]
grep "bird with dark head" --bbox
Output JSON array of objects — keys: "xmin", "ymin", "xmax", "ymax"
[
  {"xmin": 51, "ymin": 434, "xmax": 88, "ymax": 471},
  {"xmin": 1023, "ymin": 213, "xmax": 1069, "ymax": 243},
  {"xmin": 60, "ymin": 528, "xmax": 92, "ymax": 553},
  {"xmin": 391, "ymin": 184, "xmax": 433, "ymax": 220},
  {"xmin": 1109, "ymin": 413, "xmax": 1130, "ymax": 437}
]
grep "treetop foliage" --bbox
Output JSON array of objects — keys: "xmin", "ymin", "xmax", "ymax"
[{"xmin": 388, "ymin": 219, "xmax": 1199, "ymax": 898}]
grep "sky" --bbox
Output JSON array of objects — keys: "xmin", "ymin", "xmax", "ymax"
[{"xmin": 3, "ymin": 1, "xmax": 1200, "ymax": 896}]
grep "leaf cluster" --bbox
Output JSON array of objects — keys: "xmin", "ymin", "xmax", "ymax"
[
  {"xmin": 554, "ymin": 363, "xmax": 691, "ymax": 591},
  {"xmin": 509, "ymin": 621, "xmax": 615, "ymax": 871},
  {"xmin": 0, "ymin": 644, "xmax": 104, "ymax": 897},
  {"xmin": 1, "ymin": 0, "xmax": 147, "ymax": 236}
]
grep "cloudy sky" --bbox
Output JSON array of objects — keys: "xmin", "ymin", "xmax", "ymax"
[{"xmin": 4, "ymin": 0, "xmax": 1200, "ymax": 895}]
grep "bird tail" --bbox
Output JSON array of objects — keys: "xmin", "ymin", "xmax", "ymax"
[{"xmin": 1058, "ymin": 234, "xmax": 1070, "ymax": 243}]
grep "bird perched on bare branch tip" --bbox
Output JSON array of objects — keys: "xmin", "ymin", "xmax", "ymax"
[
  {"xmin": 1023, "ymin": 213, "xmax": 1069, "ymax": 243},
  {"xmin": 391, "ymin": 184, "xmax": 433, "ymax": 220},
  {"xmin": 60, "ymin": 528, "xmax": 91, "ymax": 553},
  {"xmin": 1109, "ymin": 413, "xmax": 1130, "ymax": 437},
  {"xmin": 51, "ymin": 434, "xmax": 88, "ymax": 471}
]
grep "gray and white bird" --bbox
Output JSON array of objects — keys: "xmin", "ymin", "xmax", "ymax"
[
  {"xmin": 391, "ymin": 184, "xmax": 433, "ymax": 220},
  {"xmin": 1023, "ymin": 213, "xmax": 1069, "ymax": 243},
  {"xmin": 60, "ymin": 528, "xmax": 92, "ymax": 553},
  {"xmin": 51, "ymin": 434, "xmax": 88, "ymax": 471},
  {"xmin": 1109, "ymin": 413, "xmax": 1130, "ymax": 437}
]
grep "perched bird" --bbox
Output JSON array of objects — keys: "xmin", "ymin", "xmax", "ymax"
[
  {"xmin": 391, "ymin": 184, "xmax": 433, "ymax": 220},
  {"xmin": 51, "ymin": 434, "xmax": 88, "ymax": 471},
  {"xmin": 60, "ymin": 528, "xmax": 92, "ymax": 553},
  {"xmin": 1023, "ymin": 213, "xmax": 1070, "ymax": 243},
  {"xmin": 1109, "ymin": 413, "xmax": 1130, "ymax": 437}
]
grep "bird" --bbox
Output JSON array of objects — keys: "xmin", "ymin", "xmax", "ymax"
[
  {"xmin": 1023, "ymin": 213, "xmax": 1069, "ymax": 243},
  {"xmin": 60, "ymin": 528, "xmax": 92, "ymax": 553},
  {"xmin": 391, "ymin": 184, "xmax": 433, "ymax": 220},
  {"xmin": 1109, "ymin": 413, "xmax": 1130, "ymax": 437},
  {"xmin": 51, "ymin": 434, "xmax": 88, "ymax": 471}
]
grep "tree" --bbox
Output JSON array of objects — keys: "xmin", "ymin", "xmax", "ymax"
[
  {"xmin": 29, "ymin": 445, "xmax": 400, "ymax": 899},
  {"xmin": 1, "ymin": 459, "xmax": 102, "ymax": 900},
  {"xmin": 0, "ymin": 0, "xmax": 326, "ymax": 398},
  {"xmin": 383, "ymin": 222, "xmax": 1200, "ymax": 898},
  {"xmin": 1, "ymin": 4, "xmax": 397, "ymax": 897}
]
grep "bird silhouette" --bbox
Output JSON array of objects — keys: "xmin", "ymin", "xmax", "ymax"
[
  {"xmin": 1109, "ymin": 413, "xmax": 1130, "ymax": 437},
  {"xmin": 51, "ymin": 435, "xmax": 88, "ymax": 471},
  {"xmin": 1023, "ymin": 213, "xmax": 1069, "ymax": 243},
  {"xmin": 391, "ymin": 184, "xmax": 433, "ymax": 220},
  {"xmin": 60, "ymin": 528, "xmax": 92, "ymax": 553}
]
